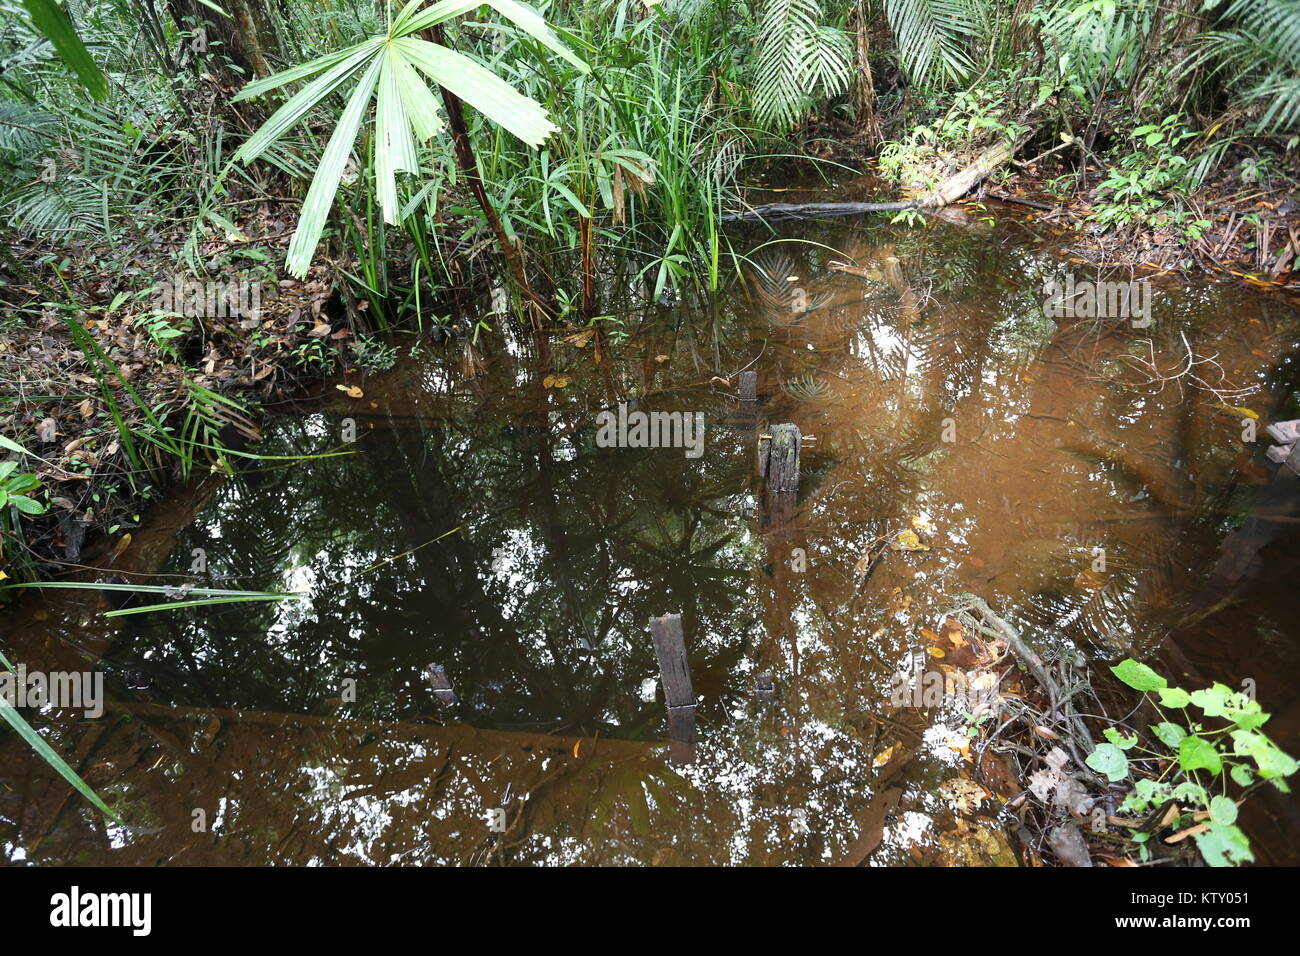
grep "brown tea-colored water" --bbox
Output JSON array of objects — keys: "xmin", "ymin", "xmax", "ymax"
[{"xmin": 4, "ymin": 213, "xmax": 1300, "ymax": 865}]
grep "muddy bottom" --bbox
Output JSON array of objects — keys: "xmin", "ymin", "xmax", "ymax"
[{"xmin": 4, "ymin": 214, "xmax": 1300, "ymax": 866}]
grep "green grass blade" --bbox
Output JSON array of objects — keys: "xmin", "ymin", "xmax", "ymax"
[
  {"xmin": 21, "ymin": 0, "xmax": 108, "ymax": 100},
  {"xmin": 0, "ymin": 687, "xmax": 123, "ymax": 824}
]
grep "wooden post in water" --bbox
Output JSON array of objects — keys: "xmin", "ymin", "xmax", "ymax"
[
  {"xmin": 754, "ymin": 670, "xmax": 775, "ymax": 702},
  {"xmin": 649, "ymin": 613, "xmax": 695, "ymax": 759},
  {"xmin": 739, "ymin": 370, "xmax": 758, "ymax": 423},
  {"xmin": 425, "ymin": 664, "xmax": 457, "ymax": 706},
  {"xmin": 758, "ymin": 423, "xmax": 801, "ymax": 529},
  {"xmin": 761, "ymin": 424, "xmax": 801, "ymax": 493}
]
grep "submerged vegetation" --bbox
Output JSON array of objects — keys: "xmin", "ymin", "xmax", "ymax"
[{"xmin": 1, "ymin": 0, "xmax": 1298, "ymax": 864}]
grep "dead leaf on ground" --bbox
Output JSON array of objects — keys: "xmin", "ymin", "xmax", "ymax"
[
  {"xmin": 561, "ymin": 329, "xmax": 594, "ymax": 348},
  {"xmin": 890, "ymin": 528, "xmax": 930, "ymax": 552}
]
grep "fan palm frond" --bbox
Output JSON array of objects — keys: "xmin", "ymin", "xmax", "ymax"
[
  {"xmin": 3, "ymin": 179, "xmax": 103, "ymax": 236},
  {"xmin": 233, "ymin": 0, "xmax": 587, "ymax": 278}
]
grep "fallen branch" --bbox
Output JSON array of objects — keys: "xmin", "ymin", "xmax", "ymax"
[
  {"xmin": 721, "ymin": 201, "xmax": 917, "ymax": 223},
  {"xmin": 724, "ymin": 135, "xmax": 1029, "ymax": 223}
]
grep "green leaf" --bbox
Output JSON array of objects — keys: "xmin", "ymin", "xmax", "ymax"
[
  {"xmin": 8, "ymin": 495, "xmax": 46, "ymax": 515},
  {"xmin": 0, "ymin": 690, "xmax": 122, "ymax": 823},
  {"xmin": 375, "ymin": 47, "xmax": 421, "ymax": 223},
  {"xmin": 1157, "ymin": 686, "xmax": 1191, "ymax": 708},
  {"xmin": 1230, "ymin": 764, "xmax": 1254, "ymax": 787},
  {"xmin": 1231, "ymin": 730, "xmax": 1299, "ymax": 780},
  {"xmin": 1209, "ymin": 795, "xmax": 1238, "ymax": 826},
  {"xmin": 1103, "ymin": 727, "xmax": 1138, "ymax": 750},
  {"xmin": 21, "ymin": 0, "xmax": 108, "ymax": 100},
  {"xmin": 1173, "ymin": 780, "xmax": 1208, "ymax": 805},
  {"xmin": 285, "ymin": 56, "xmax": 385, "ymax": 278},
  {"xmin": 1111, "ymin": 659, "xmax": 1167, "ymax": 692},
  {"xmin": 1178, "ymin": 735, "xmax": 1223, "ymax": 775},
  {"xmin": 1153, "ymin": 721, "xmax": 1188, "ymax": 748},
  {"xmin": 479, "ymin": 0, "xmax": 590, "ymax": 72},
  {"xmin": 0, "ymin": 435, "xmax": 36, "ymax": 458},
  {"xmin": 233, "ymin": 39, "xmax": 383, "ymax": 163},
  {"xmin": 394, "ymin": 37, "xmax": 556, "ymax": 147},
  {"xmin": 388, "ymin": 43, "xmax": 445, "ymax": 142},
  {"xmin": 1086, "ymin": 742, "xmax": 1130, "ymax": 781},
  {"xmin": 232, "ymin": 41, "xmax": 377, "ymax": 102},
  {"xmin": 400, "ymin": 0, "xmax": 484, "ymax": 35},
  {"xmin": 1189, "ymin": 683, "xmax": 1232, "ymax": 716},
  {"xmin": 1193, "ymin": 823, "xmax": 1253, "ymax": 867},
  {"xmin": 1122, "ymin": 776, "xmax": 1169, "ymax": 813}
]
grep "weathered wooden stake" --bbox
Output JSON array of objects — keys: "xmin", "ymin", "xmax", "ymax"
[
  {"xmin": 758, "ymin": 423, "xmax": 801, "ymax": 493},
  {"xmin": 649, "ymin": 613, "xmax": 693, "ymax": 708},
  {"xmin": 754, "ymin": 670, "xmax": 774, "ymax": 702},
  {"xmin": 650, "ymin": 613, "xmax": 695, "ymax": 754},
  {"xmin": 740, "ymin": 370, "xmax": 758, "ymax": 404},
  {"xmin": 425, "ymin": 664, "xmax": 457, "ymax": 706}
]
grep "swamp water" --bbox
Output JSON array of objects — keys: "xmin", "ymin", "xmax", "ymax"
[{"xmin": 4, "ymin": 212, "xmax": 1300, "ymax": 865}]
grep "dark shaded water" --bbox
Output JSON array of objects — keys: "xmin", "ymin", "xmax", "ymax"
[{"xmin": 5, "ymin": 212, "xmax": 1300, "ymax": 865}]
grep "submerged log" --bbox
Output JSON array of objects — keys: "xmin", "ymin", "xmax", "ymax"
[{"xmin": 722, "ymin": 201, "xmax": 916, "ymax": 223}]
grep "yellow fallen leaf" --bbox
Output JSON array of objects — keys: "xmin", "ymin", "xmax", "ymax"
[
  {"xmin": 573, "ymin": 739, "xmax": 581, "ymax": 757},
  {"xmin": 927, "ymin": 646, "xmax": 946, "ymax": 658},
  {"xmin": 654, "ymin": 354, "xmax": 671, "ymax": 363},
  {"xmin": 335, "ymin": 384, "xmax": 364, "ymax": 398},
  {"xmin": 561, "ymin": 328, "xmax": 594, "ymax": 348},
  {"xmin": 543, "ymin": 374, "xmax": 569, "ymax": 389},
  {"xmin": 873, "ymin": 744, "xmax": 897, "ymax": 768},
  {"xmin": 1212, "ymin": 403, "xmax": 1258, "ymax": 420},
  {"xmin": 891, "ymin": 529, "xmax": 931, "ymax": 552}
]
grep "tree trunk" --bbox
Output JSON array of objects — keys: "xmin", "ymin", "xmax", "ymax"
[{"xmin": 424, "ymin": 24, "xmax": 554, "ymax": 323}]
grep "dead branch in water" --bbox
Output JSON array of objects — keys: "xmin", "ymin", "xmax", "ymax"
[
  {"xmin": 724, "ymin": 135, "xmax": 1029, "ymax": 223},
  {"xmin": 948, "ymin": 592, "xmax": 1102, "ymax": 785}
]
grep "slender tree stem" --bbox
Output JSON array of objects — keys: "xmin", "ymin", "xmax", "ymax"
[{"xmin": 424, "ymin": 25, "xmax": 554, "ymax": 323}]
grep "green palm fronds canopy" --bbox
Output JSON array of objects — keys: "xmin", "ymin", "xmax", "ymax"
[{"xmin": 232, "ymin": 0, "xmax": 589, "ymax": 278}]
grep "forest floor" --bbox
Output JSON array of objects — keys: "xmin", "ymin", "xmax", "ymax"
[{"xmin": 979, "ymin": 144, "xmax": 1299, "ymax": 289}]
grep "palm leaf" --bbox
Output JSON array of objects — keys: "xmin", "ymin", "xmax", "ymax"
[
  {"xmin": 20, "ymin": 0, "xmax": 107, "ymax": 100},
  {"xmin": 884, "ymin": 0, "xmax": 978, "ymax": 85},
  {"xmin": 233, "ymin": 1, "xmax": 584, "ymax": 277},
  {"xmin": 286, "ymin": 55, "xmax": 384, "ymax": 277},
  {"xmin": 752, "ymin": 0, "xmax": 853, "ymax": 130}
]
